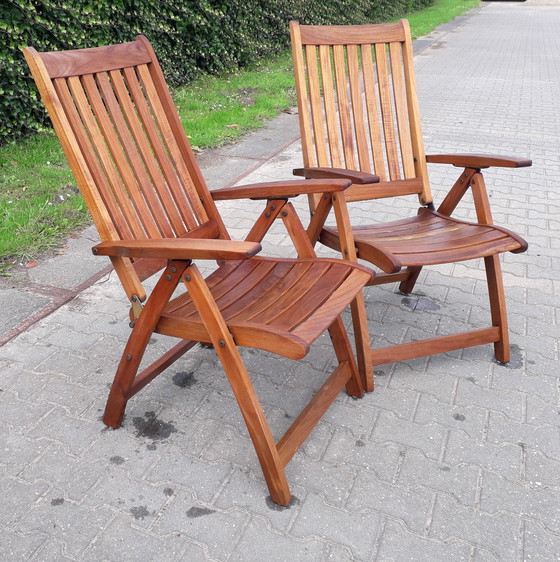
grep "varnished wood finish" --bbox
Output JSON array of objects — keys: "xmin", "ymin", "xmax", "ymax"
[
  {"xmin": 290, "ymin": 20, "xmax": 530, "ymax": 390},
  {"xmin": 25, "ymin": 37, "xmax": 373, "ymax": 506}
]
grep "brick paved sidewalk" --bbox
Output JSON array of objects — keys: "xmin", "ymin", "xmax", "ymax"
[{"xmin": 1, "ymin": 3, "xmax": 559, "ymax": 560}]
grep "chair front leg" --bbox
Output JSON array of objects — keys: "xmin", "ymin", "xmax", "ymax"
[
  {"xmin": 182, "ymin": 262, "xmax": 291, "ymax": 505},
  {"xmin": 103, "ymin": 260, "xmax": 189, "ymax": 428}
]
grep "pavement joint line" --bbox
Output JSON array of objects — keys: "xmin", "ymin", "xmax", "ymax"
[{"xmin": 0, "ymin": 263, "xmax": 113, "ymax": 347}]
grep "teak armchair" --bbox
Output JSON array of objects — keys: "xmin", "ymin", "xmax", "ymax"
[
  {"xmin": 24, "ymin": 37, "xmax": 373, "ymax": 505},
  {"xmin": 290, "ymin": 20, "xmax": 530, "ymax": 391}
]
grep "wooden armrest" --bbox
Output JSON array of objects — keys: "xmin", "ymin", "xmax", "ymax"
[
  {"xmin": 210, "ymin": 178, "xmax": 351, "ymax": 201},
  {"xmin": 426, "ymin": 154, "xmax": 532, "ymax": 169},
  {"xmin": 92, "ymin": 238, "xmax": 262, "ymax": 261},
  {"xmin": 293, "ymin": 167, "xmax": 380, "ymax": 184}
]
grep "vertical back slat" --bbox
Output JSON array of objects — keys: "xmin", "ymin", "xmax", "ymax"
[
  {"xmin": 389, "ymin": 43, "xmax": 415, "ymax": 178},
  {"xmin": 318, "ymin": 45, "xmax": 343, "ymax": 168},
  {"xmin": 374, "ymin": 43, "xmax": 401, "ymax": 180},
  {"xmin": 137, "ymin": 64, "xmax": 201, "ymax": 230},
  {"xmin": 346, "ymin": 45, "xmax": 371, "ymax": 173},
  {"xmin": 69, "ymin": 75, "xmax": 147, "ymax": 238},
  {"xmin": 291, "ymin": 23, "xmax": 316, "ymax": 168},
  {"xmin": 81, "ymin": 73, "xmax": 160, "ymax": 238},
  {"xmin": 96, "ymin": 71, "xmax": 168, "ymax": 238},
  {"xmin": 53, "ymin": 77, "xmax": 134, "ymax": 239},
  {"xmin": 332, "ymin": 45, "xmax": 356, "ymax": 170},
  {"xmin": 361, "ymin": 44, "xmax": 387, "ymax": 180},
  {"xmin": 108, "ymin": 69, "xmax": 179, "ymax": 237},
  {"xmin": 305, "ymin": 45, "xmax": 330, "ymax": 166},
  {"xmin": 121, "ymin": 66, "xmax": 192, "ymax": 236}
]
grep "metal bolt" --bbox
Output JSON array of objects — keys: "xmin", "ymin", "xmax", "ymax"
[
  {"xmin": 170, "ymin": 266, "xmax": 177, "ymax": 273},
  {"xmin": 218, "ymin": 339, "xmax": 226, "ymax": 347},
  {"xmin": 92, "ymin": 248, "xmax": 99, "ymax": 255},
  {"xmin": 185, "ymin": 274, "xmax": 191, "ymax": 282},
  {"xmin": 265, "ymin": 212, "xmax": 271, "ymax": 218},
  {"xmin": 282, "ymin": 211, "xmax": 288, "ymax": 217},
  {"xmin": 131, "ymin": 295, "xmax": 138, "ymax": 302},
  {"xmin": 270, "ymin": 205, "xmax": 276, "ymax": 211},
  {"xmin": 126, "ymin": 354, "xmax": 132, "ymax": 361},
  {"xmin": 344, "ymin": 249, "xmax": 349, "ymax": 255},
  {"xmin": 332, "ymin": 195, "xmax": 337, "ymax": 201},
  {"xmin": 165, "ymin": 274, "xmax": 172, "ymax": 281}
]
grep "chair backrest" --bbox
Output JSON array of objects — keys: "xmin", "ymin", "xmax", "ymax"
[
  {"xmin": 23, "ymin": 37, "xmax": 229, "ymax": 300},
  {"xmin": 290, "ymin": 20, "xmax": 432, "ymax": 206}
]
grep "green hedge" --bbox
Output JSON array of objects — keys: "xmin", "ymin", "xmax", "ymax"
[{"xmin": 0, "ymin": 0, "xmax": 434, "ymax": 146}]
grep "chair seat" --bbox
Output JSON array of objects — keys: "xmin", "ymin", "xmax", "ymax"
[
  {"xmin": 321, "ymin": 208, "xmax": 528, "ymax": 273},
  {"xmin": 156, "ymin": 257, "xmax": 372, "ymax": 359}
]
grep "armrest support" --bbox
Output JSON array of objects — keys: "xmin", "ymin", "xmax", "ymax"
[
  {"xmin": 92, "ymin": 238, "xmax": 262, "ymax": 261},
  {"xmin": 426, "ymin": 154, "xmax": 532, "ymax": 169},
  {"xmin": 293, "ymin": 166, "xmax": 380, "ymax": 184},
  {"xmin": 210, "ymin": 178, "xmax": 351, "ymax": 201}
]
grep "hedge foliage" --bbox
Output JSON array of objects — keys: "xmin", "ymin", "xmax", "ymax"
[{"xmin": 0, "ymin": 0, "xmax": 434, "ymax": 145}]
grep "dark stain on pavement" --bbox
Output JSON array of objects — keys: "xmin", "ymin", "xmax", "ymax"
[
  {"xmin": 187, "ymin": 506, "xmax": 215, "ymax": 518},
  {"xmin": 133, "ymin": 411, "xmax": 177, "ymax": 440}
]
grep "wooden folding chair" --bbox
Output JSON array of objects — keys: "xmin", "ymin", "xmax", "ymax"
[
  {"xmin": 290, "ymin": 20, "xmax": 530, "ymax": 392},
  {"xmin": 24, "ymin": 36, "xmax": 373, "ymax": 505}
]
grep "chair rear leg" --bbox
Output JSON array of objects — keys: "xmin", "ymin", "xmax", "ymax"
[
  {"xmin": 485, "ymin": 255, "xmax": 510, "ymax": 363},
  {"xmin": 328, "ymin": 316, "xmax": 364, "ymax": 398},
  {"xmin": 398, "ymin": 266, "xmax": 423, "ymax": 294}
]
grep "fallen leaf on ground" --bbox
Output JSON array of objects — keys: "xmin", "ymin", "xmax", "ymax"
[{"xmin": 25, "ymin": 261, "xmax": 39, "ymax": 268}]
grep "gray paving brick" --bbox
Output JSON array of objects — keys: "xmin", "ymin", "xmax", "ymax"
[
  {"xmin": 443, "ymin": 432, "xmax": 521, "ymax": 481},
  {"xmin": 82, "ymin": 468, "xmax": 172, "ymax": 528},
  {"xmin": 396, "ymin": 448, "xmax": 479, "ymax": 506},
  {"xmin": 429, "ymin": 495, "xmax": 521, "ymax": 561},
  {"xmin": 0, "ymin": 475, "xmax": 48, "ymax": 527},
  {"xmin": 22, "ymin": 444, "xmax": 107, "ymax": 502},
  {"xmin": 376, "ymin": 519, "xmax": 472, "ymax": 562},
  {"xmin": 322, "ymin": 428, "xmax": 402, "ymax": 479},
  {"xmin": 347, "ymin": 471, "xmax": 434, "ymax": 534},
  {"xmin": 454, "ymin": 378, "xmax": 523, "ymax": 420},
  {"xmin": 523, "ymin": 519, "xmax": 560, "ymax": 562},
  {"xmin": 230, "ymin": 517, "xmax": 330, "ymax": 562},
  {"xmin": 0, "ymin": 432, "xmax": 50, "ymax": 477},
  {"xmin": 0, "ymin": 529, "xmax": 47, "ymax": 561},
  {"xmin": 487, "ymin": 411, "xmax": 560, "ymax": 459},
  {"xmin": 414, "ymin": 395, "xmax": 487, "ymax": 440},
  {"xmin": 371, "ymin": 411, "xmax": 447, "ymax": 460},
  {"xmin": 26, "ymin": 408, "xmax": 101, "ymax": 455},
  {"xmin": 291, "ymin": 493, "xmax": 382, "ymax": 560},
  {"xmin": 480, "ymin": 471, "xmax": 560, "ymax": 534},
  {"xmin": 214, "ymin": 467, "xmax": 303, "ymax": 532},
  {"xmin": 153, "ymin": 490, "xmax": 248, "ymax": 560},
  {"xmin": 0, "ymin": 391, "xmax": 53, "ymax": 433},
  {"xmin": 84, "ymin": 514, "xmax": 189, "ymax": 561},
  {"xmin": 17, "ymin": 493, "xmax": 112, "ymax": 559},
  {"xmin": 146, "ymin": 448, "xmax": 231, "ymax": 504}
]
